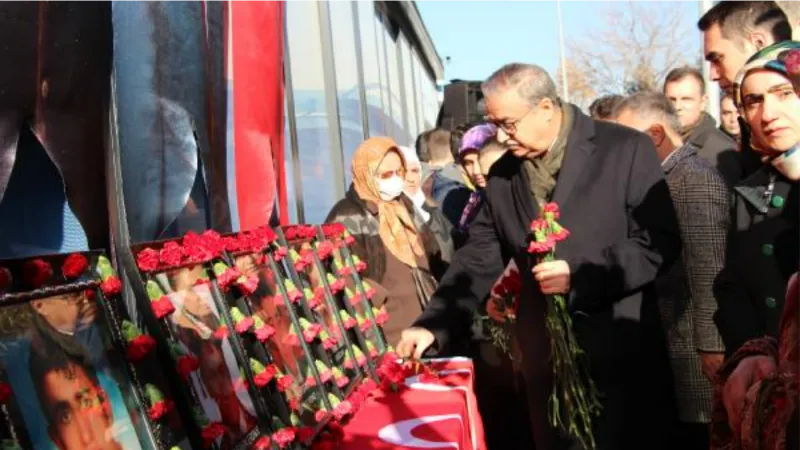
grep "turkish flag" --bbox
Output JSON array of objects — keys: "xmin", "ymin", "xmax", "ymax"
[{"xmin": 341, "ymin": 359, "xmax": 487, "ymax": 450}]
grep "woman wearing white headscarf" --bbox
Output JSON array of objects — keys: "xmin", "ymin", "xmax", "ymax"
[{"xmin": 398, "ymin": 145, "xmax": 454, "ymax": 275}]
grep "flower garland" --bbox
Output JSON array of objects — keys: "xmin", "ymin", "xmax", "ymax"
[{"xmin": 527, "ymin": 203, "xmax": 601, "ymax": 450}]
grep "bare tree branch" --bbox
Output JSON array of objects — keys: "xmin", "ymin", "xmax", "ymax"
[{"xmin": 564, "ymin": 2, "xmax": 695, "ymax": 99}]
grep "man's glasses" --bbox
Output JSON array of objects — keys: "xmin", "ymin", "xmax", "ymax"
[{"xmin": 484, "ymin": 106, "xmax": 535, "ymax": 135}]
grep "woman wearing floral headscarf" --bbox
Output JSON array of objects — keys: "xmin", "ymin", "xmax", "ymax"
[
  {"xmin": 326, "ymin": 137, "xmax": 448, "ymax": 345},
  {"xmin": 711, "ymin": 41, "xmax": 800, "ymax": 450}
]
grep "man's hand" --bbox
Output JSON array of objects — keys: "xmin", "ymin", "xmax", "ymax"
[
  {"xmin": 699, "ymin": 352, "xmax": 725, "ymax": 381},
  {"xmin": 396, "ymin": 327, "xmax": 435, "ymax": 360},
  {"xmin": 723, "ymin": 355, "xmax": 777, "ymax": 432},
  {"xmin": 532, "ymin": 260, "xmax": 571, "ymax": 294}
]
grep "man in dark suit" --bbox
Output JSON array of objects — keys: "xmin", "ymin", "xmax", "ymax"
[
  {"xmin": 664, "ymin": 67, "xmax": 740, "ymax": 188},
  {"xmin": 613, "ymin": 92, "xmax": 729, "ymax": 450},
  {"xmin": 397, "ymin": 63, "xmax": 682, "ymax": 450}
]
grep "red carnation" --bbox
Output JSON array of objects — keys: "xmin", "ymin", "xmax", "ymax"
[
  {"xmin": 333, "ymin": 400, "xmax": 353, "ymax": 420},
  {"xmin": 288, "ymin": 289, "xmax": 303, "ymax": 303},
  {"xmin": 294, "ymin": 259, "xmax": 311, "ymax": 273},
  {"xmin": 329, "ymin": 278, "xmax": 345, "ymax": 294},
  {"xmin": 368, "ymin": 346, "xmax": 379, "ymax": 358},
  {"xmin": 202, "ymin": 422, "xmax": 226, "ymax": 448},
  {"xmin": 314, "ymin": 409, "xmax": 327, "ymax": 423},
  {"xmin": 342, "ymin": 316, "xmax": 357, "ymax": 330},
  {"xmin": 323, "ymin": 337, "xmax": 337, "ymax": 350},
  {"xmin": 303, "ymin": 323, "xmax": 322, "ymax": 343},
  {"xmin": 126, "ymin": 335, "xmax": 156, "ymax": 362},
  {"xmin": 237, "ymin": 275, "xmax": 259, "ymax": 295},
  {"xmin": 336, "ymin": 375, "xmax": 350, "ymax": 388},
  {"xmin": 159, "ymin": 242, "xmax": 185, "ymax": 267},
  {"xmin": 344, "ymin": 359, "xmax": 355, "ymax": 370},
  {"xmin": 100, "ymin": 276, "xmax": 123, "ymax": 296},
  {"xmin": 216, "ymin": 267, "xmax": 241, "ymax": 290},
  {"xmin": 337, "ymin": 265, "xmax": 351, "ymax": 277},
  {"xmin": 529, "ymin": 218, "xmax": 548, "ymax": 233},
  {"xmin": 194, "ymin": 278, "xmax": 211, "ymax": 287},
  {"xmin": 151, "ymin": 296, "xmax": 175, "ymax": 319},
  {"xmin": 542, "ymin": 202, "xmax": 560, "ymax": 218},
  {"xmin": 254, "ymin": 324, "xmax": 276, "ymax": 342},
  {"xmin": 319, "ymin": 369, "xmax": 332, "ymax": 383},
  {"xmin": 186, "ymin": 244, "xmax": 214, "ymax": 264},
  {"xmin": 289, "ymin": 398, "xmax": 299, "ymax": 411},
  {"xmin": 354, "ymin": 260, "xmax": 367, "ymax": 273},
  {"xmin": 551, "ymin": 227, "xmax": 570, "ymax": 242},
  {"xmin": 0, "ymin": 382, "xmax": 11, "ymax": 403},
  {"xmin": 24, "ymin": 259, "xmax": 53, "ymax": 288},
  {"xmin": 148, "ymin": 400, "xmax": 172, "ymax": 421},
  {"xmin": 272, "ymin": 428, "xmax": 296, "ymax": 449},
  {"xmin": 365, "ymin": 286, "xmax": 376, "ymax": 300},
  {"xmin": 348, "ymin": 292, "xmax": 363, "ymax": 307},
  {"xmin": 213, "ymin": 325, "xmax": 230, "ymax": 340},
  {"xmin": 0, "ymin": 267, "xmax": 11, "ymax": 290},
  {"xmin": 136, "ymin": 248, "xmax": 159, "ymax": 272},
  {"xmin": 297, "ymin": 426, "xmax": 315, "ymax": 443},
  {"xmin": 359, "ymin": 318, "xmax": 373, "ymax": 333},
  {"xmin": 252, "ymin": 436, "xmax": 272, "ymax": 450},
  {"xmin": 273, "ymin": 247, "xmax": 288, "ymax": 261},
  {"xmin": 284, "ymin": 227, "xmax": 298, "ymax": 240},
  {"xmin": 344, "ymin": 234, "xmax": 355, "ymax": 245},
  {"xmin": 316, "ymin": 241, "xmax": 334, "ymax": 260},
  {"xmin": 375, "ymin": 308, "xmax": 389, "ymax": 325},
  {"xmin": 177, "ymin": 355, "xmax": 200, "ymax": 379},
  {"xmin": 304, "ymin": 375, "xmax": 317, "ymax": 388},
  {"xmin": 276, "ymin": 375, "xmax": 294, "ymax": 392},
  {"xmin": 235, "ymin": 316, "xmax": 255, "ymax": 334},
  {"xmin": 62, "ymin": 253, "xmax": 88, "ymax": 279},
  {"xmin": 527, "ymin": 238, "xmax": 555, "ymax": 254},
  {"xmin": 254, "ymin": 369, "xmax": 276, "ymax": 387}
]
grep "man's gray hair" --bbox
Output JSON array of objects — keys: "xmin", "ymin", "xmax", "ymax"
[
  {"xmin": 482, "ymin": 63, "xmax": 560, "ymax": 107},
  {"xmin": 612, "ymin": 91, "xmax": 683, "ymax": 136}
]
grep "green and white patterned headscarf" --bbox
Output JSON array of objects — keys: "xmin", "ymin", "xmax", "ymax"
[{"xmin": 733, "ymin": 40, "xmax": 800, "ymax": 115}]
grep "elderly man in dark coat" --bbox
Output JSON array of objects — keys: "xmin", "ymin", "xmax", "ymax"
[
  {"xmin": 613, "ymin": 91, "xmax": 729, "ymax": 450},
  {"xmin": 397, "ymin": 63, "xmax": 681, "ymax": 450}
]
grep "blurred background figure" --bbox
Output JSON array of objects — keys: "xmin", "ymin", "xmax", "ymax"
[
  {"xmin": 419, "ymin": 128, "xmax": 472, "ymax": 227},
  {"xmin": 456, "ymin": 124, "xmax": 497, "ymax": 240},
  {"xmin": 588, "ymin": 94, "xmax": 624, "ymax": 121},
  {"xmin": 719, "ymin": 92, "xmax": 741, "ymax": 144},
  {"xmin": 664, "ymin": 66, "xmax": 740, "ymax": 187},
  {"xmin": 327, "ymin": 137, "xmax": 449, "ymax": 345}
]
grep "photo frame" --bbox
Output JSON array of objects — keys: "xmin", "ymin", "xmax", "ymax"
[
  {"xmin": 0, "ymin": 251, "xmax": 184, "ymax": 450},
  {"xmin": 212, "ymin": 227, "xmax": 339, "ymax": 444},
  {"xmin": 132, "ymin": 232, "xmax": 275, "ymax": 450},
  {"xmin": 316, "ymin": 224, "xmax": 388, "ymax": 358},
  {"xmin": 277, "ymin": 225, "xmax": 376, "ymax": 388}
]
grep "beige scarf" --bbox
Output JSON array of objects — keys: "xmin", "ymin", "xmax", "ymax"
[{"xmin": 523, "ymin": 104, "xmax": 575, "ymax": 207}]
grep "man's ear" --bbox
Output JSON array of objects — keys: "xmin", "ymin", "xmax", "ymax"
[
  {"xmin": 748, "ymin": 31, "xmax": 769, "ymax": 50},
  {"xmin": 31, "ymin": 300, "xmax": 45, "ymax": 315},
  {"xmin": 646, "ymin": 124, "xmax": 667, "ymax": 148},
  {"xmin": 701, "ymin": 93, "xmax": 709, "ymax": 112}
]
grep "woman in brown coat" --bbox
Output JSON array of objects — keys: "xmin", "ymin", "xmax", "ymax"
[{"xmin": 326, "ymin": 137, "xmax": 450, "ymax": 346}]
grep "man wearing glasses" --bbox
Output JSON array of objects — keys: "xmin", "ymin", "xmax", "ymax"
[{"xmin": 398, "ymin": 63, "xmax": 682, "ymax": 450}]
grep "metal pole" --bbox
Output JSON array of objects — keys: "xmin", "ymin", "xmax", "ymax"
[
  {"xmin": 557, "ymin": 0, "xmax": 569, "ymax": 102},
  {"xmin": 700, "ymin": 0, "xmax": 720, "ymax": 123}
]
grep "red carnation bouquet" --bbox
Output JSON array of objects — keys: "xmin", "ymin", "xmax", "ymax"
[
  {"xmin": 528, "ymin": 203, "xmax": 600, "ymax": 450},
  {"xmin": 485, "ymin": 262, "xmax": 521, "ymax": 358}
]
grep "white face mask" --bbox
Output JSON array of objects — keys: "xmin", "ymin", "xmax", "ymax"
[{"xmin": 376, "ymin": 175, "xmax": 405, "ymax": 201}]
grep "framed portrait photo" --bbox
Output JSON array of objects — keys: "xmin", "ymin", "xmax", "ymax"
[
  {"xmin": 0, "ymin": 252, "xmax": 175, "ymax": 450},
  {"xmin": 277, "ymin": 226, "xmax": 373, "ymax": 389},
  {"xmin": 213, "ymin": 228, "xmax": 336, "ymax": 438},
  {"xmin": 132, "ymin": 232, "xmax": 268, "ymax": 450}
]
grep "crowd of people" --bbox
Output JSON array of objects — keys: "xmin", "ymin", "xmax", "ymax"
[{"xmin": 325, "ymin": 2, "xmax": 799, "ymax": 450}]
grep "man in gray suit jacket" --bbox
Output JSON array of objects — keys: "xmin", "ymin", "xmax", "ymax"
[{"xmin": 613, "ymin": 91, "xmax": 729, "ymax": 450}]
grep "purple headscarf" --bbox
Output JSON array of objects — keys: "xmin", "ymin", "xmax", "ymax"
[{"xmin": 458, "ymin": 123, "xmax": 497, "ymax": 159}]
